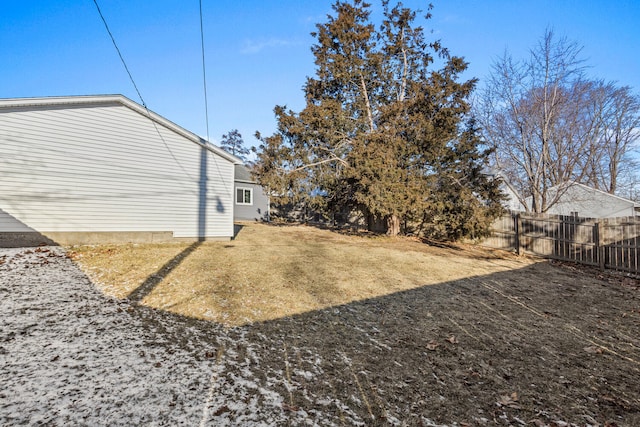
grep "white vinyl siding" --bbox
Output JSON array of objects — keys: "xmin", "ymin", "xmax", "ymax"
[
  {"xmin": 0, "ymin": 102, "xmax": 235, "ymax": 238},
  {"xmin": 0, "ymin": 209, "xmax": 36, "ymax": 232}
]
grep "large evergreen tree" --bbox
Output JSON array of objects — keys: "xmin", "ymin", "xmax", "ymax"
[{"xmin": 255, "ymin": 0, "xmax": 503, "ymax": 239}]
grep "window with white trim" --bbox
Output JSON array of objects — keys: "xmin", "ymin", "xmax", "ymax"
[{"xmin": 236, "ymin": 187, "xmax": 253, "ymax": 205}]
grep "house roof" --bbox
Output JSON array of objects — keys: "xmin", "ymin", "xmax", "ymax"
[
  {"xmin": 546, "ymin": 182, "xmax": 640, "ymax": 207},
  {"xmin": 521, "ymin": 181, "xmax": 640, "ymax": 217},
  {"xmin": 234, "ymin": 164, "xmax": 255, "ymax": 183},
  {"xmin": 0, "ymin": 94, "xmax": 242, "ymax": 165}
]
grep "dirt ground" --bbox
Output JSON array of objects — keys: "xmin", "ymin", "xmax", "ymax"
[
  {"xmin": 2, "ymin": 228, "xmax": 640, "ymax": 426},
  {"xmin": 234, "ymin": 260, "xmax": 640, "ymax": 426}
]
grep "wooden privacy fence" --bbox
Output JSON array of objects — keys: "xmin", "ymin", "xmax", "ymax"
[{"xmin": 481, "ymin": 212, "xmax": 640, "ymax": 275}]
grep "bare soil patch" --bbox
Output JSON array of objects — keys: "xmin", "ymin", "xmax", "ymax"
[{"xmin": 237, "ymin": 261, "xmax": 640, "ymax": 425}]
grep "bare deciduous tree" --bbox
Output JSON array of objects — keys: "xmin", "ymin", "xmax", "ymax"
[
  {"xmin": 583, "ymin": 82, "xmax": 640, "ymax": 195},
  {"xmin": 477, "ymin": 29, "xmax": 640, "ymax": 211}
]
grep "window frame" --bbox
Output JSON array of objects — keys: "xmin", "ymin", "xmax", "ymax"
[{"xmin": 236, "ymin": 187, "xmax": 253, "ymax": 205}]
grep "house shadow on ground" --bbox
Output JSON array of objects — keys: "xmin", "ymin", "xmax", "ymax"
[
  {"xmin": 120, "ymin": 259, "xmax": 640, "ymax": 426},
  {"xmin": 233, "ymin": 223, "xmax": 244, "ymax": 239},
  {"xmin": 0, "ymin": 208, "xmax": 58, "ymax": 248},
  {"xmin": 0, "ymin": 233, "xmax": 58, "ymax": 248}
]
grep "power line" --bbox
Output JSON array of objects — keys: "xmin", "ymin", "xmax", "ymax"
[
  {"xmin": 91, "ymin": 0, "xmax": 194, "ymax": 180},
  {"xmin": 198, "ymin": 0, "xmax": 229, "ymax": 192},
  {"xmin": 92, "ymin": 0, "xmax": 146, "ymax": 109},
  {"xmin": 199, "ymin": 0, "xmax": 211, "ymax": 144}
]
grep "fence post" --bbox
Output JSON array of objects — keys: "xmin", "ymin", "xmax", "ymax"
[
  {"xmin": 514, "ymin": 213, "xmax": 521, "ymax": 256},
  {"xmin": 595, "ymin": 221, "xmax": 605, "ymax": 270}
]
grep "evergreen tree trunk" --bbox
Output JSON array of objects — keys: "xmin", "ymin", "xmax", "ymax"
[{"xmin": 386, "ymin": 214, "xmax": 401, "ymax": 236}]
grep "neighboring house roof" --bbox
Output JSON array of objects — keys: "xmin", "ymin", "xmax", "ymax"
[
  {"xmin": 0, "ymin": 94, "xmax": 243, "ymax": 165},
  {"xmin": 526, "ymin": 182, "xmax": 640, "ymax": 218},
  {"xmin": 234, "ymin": 164, "xmax": 256, "ymax": 184},
  {"xmin": 499, "ymin": 179, "xmax": 526, "ymax": 212}
]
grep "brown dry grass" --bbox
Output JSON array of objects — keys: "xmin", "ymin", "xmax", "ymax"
[{"xmin": 72, "ymin": 222, "xmax": 536, "ymax": 326}]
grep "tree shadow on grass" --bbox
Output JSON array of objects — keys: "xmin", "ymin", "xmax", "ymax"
[
  {"xmin": 239, "ymin": 264, "xmax": 640, "ymax": 425},
  {"xmin": 127, "ymin": 241, "xmax": 203, "ymax": 304}
]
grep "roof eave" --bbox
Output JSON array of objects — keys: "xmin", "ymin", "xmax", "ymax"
[{"xmin": 0, "ymin": 94, "xmax": 242, "ymax": 165}]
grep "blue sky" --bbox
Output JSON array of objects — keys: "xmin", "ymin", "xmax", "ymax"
[{"xmin": 2, "ymin": 1, "xmax": 639, "ymax": 151}]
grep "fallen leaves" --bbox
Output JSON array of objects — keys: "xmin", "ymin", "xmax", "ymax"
[
  {"xmin": 426, "ymin": 335, "xmax": 457, "ymax": 351},
  {"xmin": 583, "ymin": 345, "xmax": 603, "ymax": 354},
  {"xmin": 213, "ymin": 405, "xmax": 231, "ymax": 416},
  {"xmin": 282, "ymin": 402, "xmax": 299, "ymax": 412},
  {"xmin": 600, "ymin": 393, "xmax": 633, "ymax": 411},
  {"xmin": 426, "ymin": 340, "xmax": 440, "ymax": 351},
  {"xmin": 65, "ymin": 250, "xmax": 78, "ymax": 260},
  {"xmin": 496, "ymin": 392, "xmax": 521, "ymax": 409}
]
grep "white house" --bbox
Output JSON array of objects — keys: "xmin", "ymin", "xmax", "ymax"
[
  {"xmin": 524, "ymin": 182, "xmax": 640, "ymax": 218},
  {"xmin": 0, "ymin": 95, "xmax": 241, "ymax": 245}
]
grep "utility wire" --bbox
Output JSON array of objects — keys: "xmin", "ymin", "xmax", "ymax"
[
  {"xmin": 199, "ymin": 0, "xmax": 211, "ymax": 143},
  {"xmin": 91, "ymin": 0, "xmax": 194, "ymax": 180},
  {"xmin": 92, "ymin": 0, "xmax": 146, "ymax": 108},
  {"xmin": 198, "ymin": 0, "xmax": 229, "ymax": 191}
]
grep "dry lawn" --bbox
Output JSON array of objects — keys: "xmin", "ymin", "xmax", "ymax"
[{"xmin": 72, "ymin": 222, "xmax": 535, "ymax": 326}]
